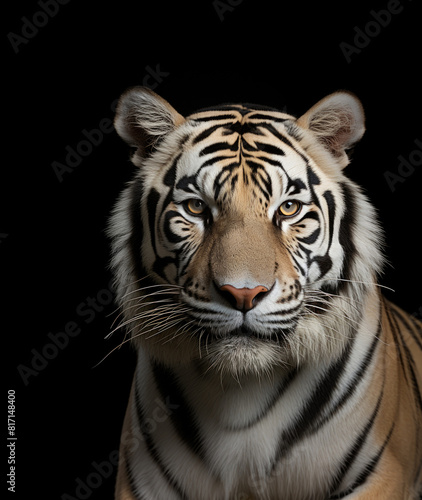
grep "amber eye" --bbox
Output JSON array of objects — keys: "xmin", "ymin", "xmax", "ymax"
[
  {"xmin": 278, "ymin": 200, "xmax": 302, "ymax": 217},
  {"xmin": 184, "ymin": 199, "xmax": 207, "ymax": 216}
]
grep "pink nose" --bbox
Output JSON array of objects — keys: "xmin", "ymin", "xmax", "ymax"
[{"xmin": 220, "ymin": 284, "xmax": 269, "ymax": 311}]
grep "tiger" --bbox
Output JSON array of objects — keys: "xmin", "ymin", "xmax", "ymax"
[{"xmin": 108, "ymin": 86, "xmax": 422, "ymax": 499}]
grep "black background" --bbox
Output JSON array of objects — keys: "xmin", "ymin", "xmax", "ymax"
[{"xmin": 4, "ymin": 1, "xmax": 421, "ymax": 498}]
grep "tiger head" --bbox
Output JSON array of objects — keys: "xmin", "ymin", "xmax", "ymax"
[{"xmin": 109, "ymin": 88, "xmax": 384, "ymax": 377}]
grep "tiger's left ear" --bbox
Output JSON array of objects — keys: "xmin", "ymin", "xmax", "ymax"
[
  {"xmin": 296, "ymin": 91, "xmax": 365, "ymax": 168},
  {"xmin": 114, "ymin": 86, "xmax": 185, "ymax": 156}
]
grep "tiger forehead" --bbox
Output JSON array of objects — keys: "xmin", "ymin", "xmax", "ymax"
[
  {"xmin": 173, "ymin": 107, "xmax": 309, "ymax": 207},
  {"xmin": 185, "ymin": 105, "xmax": 302, "ymax": 164}
]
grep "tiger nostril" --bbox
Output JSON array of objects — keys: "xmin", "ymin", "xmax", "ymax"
[
  {"xmin": 218, "ymin": 284, "xmax": 269, "ymax": 312},
  {"xmin": 219, "ymin": 286, "xmax": 238, "ymax": 309}
]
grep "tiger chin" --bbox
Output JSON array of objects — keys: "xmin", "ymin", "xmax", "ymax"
[{"xmin": 108, "ymin": 87, "xmax": 422, "ymax": 499}]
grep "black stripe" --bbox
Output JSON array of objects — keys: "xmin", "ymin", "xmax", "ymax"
[
  {"xmin": 338, "ymin": 183, "xmax": 358, "ymax": 294},
  {"xmin": 394, "ymin": 316, "xmax": 422, "ymax": 413},
  {"xmin": 328, "ymin": 385, "xmax": 384, "ymax": 496},
  {"xmin": 246, "ymin": 154, "xmax": 282, "ymax": 169},
  {"xmin": 226, "ymin": 120, "xmax": 263, "ymax": 136},
  {"xmin": 258, "ymin": 122, "xmax": 308, "ymax": 162},
  {"xmin": 192, "ymin": 111, "xmax": 239, "ymax": 121},
  {"xmin": 307, "ymin": 164, "xmax": 321, "ymax": 186},
  {"xmin": 298, "ymin": 227, "xmax": 320, "ymax": 245},
  {"xmin": 245, "ymin": 159, "xmax": 273, "ymax": 199},
  {"xmin": 322, "ymin": 190, "xmax": 336, "ymax": 251},
  {"xmin": 163, "ymin": 210, "xmax": 186, "ymax": 244},
  {"xmin": 391, "ymin": 304, "xmax": 422, "ymax": 351},
  {"xmin": 128, "ymin": 176, "xmax": 145, "ymax": 278},
  {"xmin": 199, "ymin": 154, "xmax": 238, "ymax": 169},
  {"xmin": 253, "ymin": 141, "xmax": 286, "ymax": 156},
  {"xmin": 247, "ymin": 113, "xmax": 288, "ymax": 122},
  {"xmin": 290, "ymin": 252, "xmax": 306, "ymax": 278},
  {"xmin": 271, "ymin": 337, "xmax": 354, "ymax": 470},
  {"xmin": 194, "ymin": 103, "xmax": 242, "ymax": 114},
  {"xmin": 306, "ymin": 189, "xmax": 336, "ymax": 281},
  {"xmin": 311, "ymin": 254, "xmax": 333, "ymax": 280},
  {"xmin": 385, "ymin": 301, "xmax": 410, "ymax": 384},
  {"xmin": 194, "ymin": 103, "xmax": 283, "ymax": 116},
  {"xmin": 192, "ymin": 123, "xmax": 224, "ymax": 144},
  {"xmin": 213, "ymin": 161, "xmax": 241, "ymax": 199},
  {"xmin": 151, "ymin": 361, "xmax": 205, "ymax": 460},
  {"xmin": 175, "ymin": 174, "xmax": 200, "ymax": 194},
  {"xmin": 163, "ymin": 154, "xmax": 181, "ymax": 187},
  {"xmin": 406, "ymin": 354, "xmax": 422, "ymax": 413},
  {"xmin": 313, "ymin": 318, "xmax": 381, "ymax": 432},
  {"xmin": 286, "ymin": 177, "xmax": 307, "ymax": 196},
  {"xmin": 329, "ymin": 422, "xmax": 395, "ymax": 499},
  {"xmin": 266, "ymin": 303, "xmax": 303, "ymax": 317},
  {"xmin": 146, "ymin": 188, "xmax": 159, "ymax": 256},
  {"xmin": 297, "ymin": 210, "xmax": 320, "ymax": 225},
  {"xmin": 159, "ymin": 161, "xmax": 187, "ymax": 280},
  {"xmin": 134, "ymin": 380, "xmax": 187, "ymax": 498},
  {"xmin": 200, "ymin": 138, "xmax": 239, "ymax": 156}
]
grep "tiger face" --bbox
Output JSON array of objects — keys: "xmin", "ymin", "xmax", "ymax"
[{"xmin": 110, "ymin": 88, "xmax": 383, "ymax": 377}]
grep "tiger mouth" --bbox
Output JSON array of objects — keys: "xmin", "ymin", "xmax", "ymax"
[
  {"xmin": 232, "ymin": 326, "xmax": 263, "ymax": 338},
  {"xmin": 202, "ymin": 325, "xmax": 294, "ymax": 343}
]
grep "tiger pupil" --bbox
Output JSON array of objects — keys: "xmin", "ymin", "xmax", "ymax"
[
  {"xmin": 279, "ymin": 201, "xmax": 300, "ymax": 216},
  {"xmin": 187, "ymin": 199, "xmax": 205, "ymax": 215}
]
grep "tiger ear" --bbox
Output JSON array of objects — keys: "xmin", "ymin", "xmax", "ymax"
[
  {"xmin": 296, "ymin": 91, "xmax": 365, "ymax": 168},
  {"xmin": 114, "ymin": 86, "xmax": 185, "ymax": 154}
]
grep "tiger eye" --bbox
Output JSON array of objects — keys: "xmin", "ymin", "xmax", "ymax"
[
  {"xmin": 185, "ymin": 199, "xmax": 207, "ymax": 216},
  {"xmin": 278, "ymin": 200, "xmax": 301, "ymax": 217}
]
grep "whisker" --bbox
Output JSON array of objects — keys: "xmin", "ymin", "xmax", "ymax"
[
  {"xmin": 122, "ymin": 280, "xmax": 183, "ymax": 298},
  {"xmin": 310, "ymin": 277, "xmax": 395, "ymax": 293},
  {"xmin": 106, "ymin": 300, "xmax": 185, "ymax": 338},
  {"xmin": 144, "ymin": 319, "xmax": 189, "ymax": 341},
  {"xmin": 106, "ymin": 278, "xmax": 183, "ymax": 336},
  {"xmin": 303, "ymin": 301, "xmax": 363, "ymax": 329},
  {"xmin": 100, "ymin": 307, "xmax": 192, "ymax": 364},
  {"xmin": 303, "ymin": 307, "xmax": 356, "ymax": 341},
  {"xmin": 304, "ymin": 295, "xmax": 360, "ymax": 321},
  {"xmin": 304, "ymin": 288, "xmax": 364, "ymax": 312},
  {"xmin": 160, "ymin": 319, "xmax": 199, "ymax": 345},
  {"xmin": 108, "ymin": 296, "xmax": 178, "ymax": 333},
  {"xmin": 123, "ymin": 309, "xmax": 191, "ymax": 339},
  {"xmin": 122, "ymin": 287, "xmax": 180, "ymax": 303}
]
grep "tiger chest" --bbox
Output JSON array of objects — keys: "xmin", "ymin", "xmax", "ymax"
[
  {"xmin": 196, "ymin": 406, "xmax": 344, "ymax": 499},
  {"xmin": 175, "ymin": 368, "xmax": 354, "ymax": 499}
]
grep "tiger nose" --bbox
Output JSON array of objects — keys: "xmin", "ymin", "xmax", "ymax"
[{"xmin": 220, "ymin": 284, "xmax": 269, "ymax": 312}]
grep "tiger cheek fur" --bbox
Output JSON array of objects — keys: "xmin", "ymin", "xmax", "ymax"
[{"xmin": 109, "ymin": 87, "xmax": 422, "ymax": 500}]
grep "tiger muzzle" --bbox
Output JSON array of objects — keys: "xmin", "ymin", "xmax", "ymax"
[{"xmin": 210, "ymin": 218, "xmax": 277, "ymax": 303}]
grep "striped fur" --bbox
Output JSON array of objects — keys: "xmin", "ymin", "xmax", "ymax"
[{"xmin": 109, "ymin": 87, "xmax": 422, "ymax": 499}]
